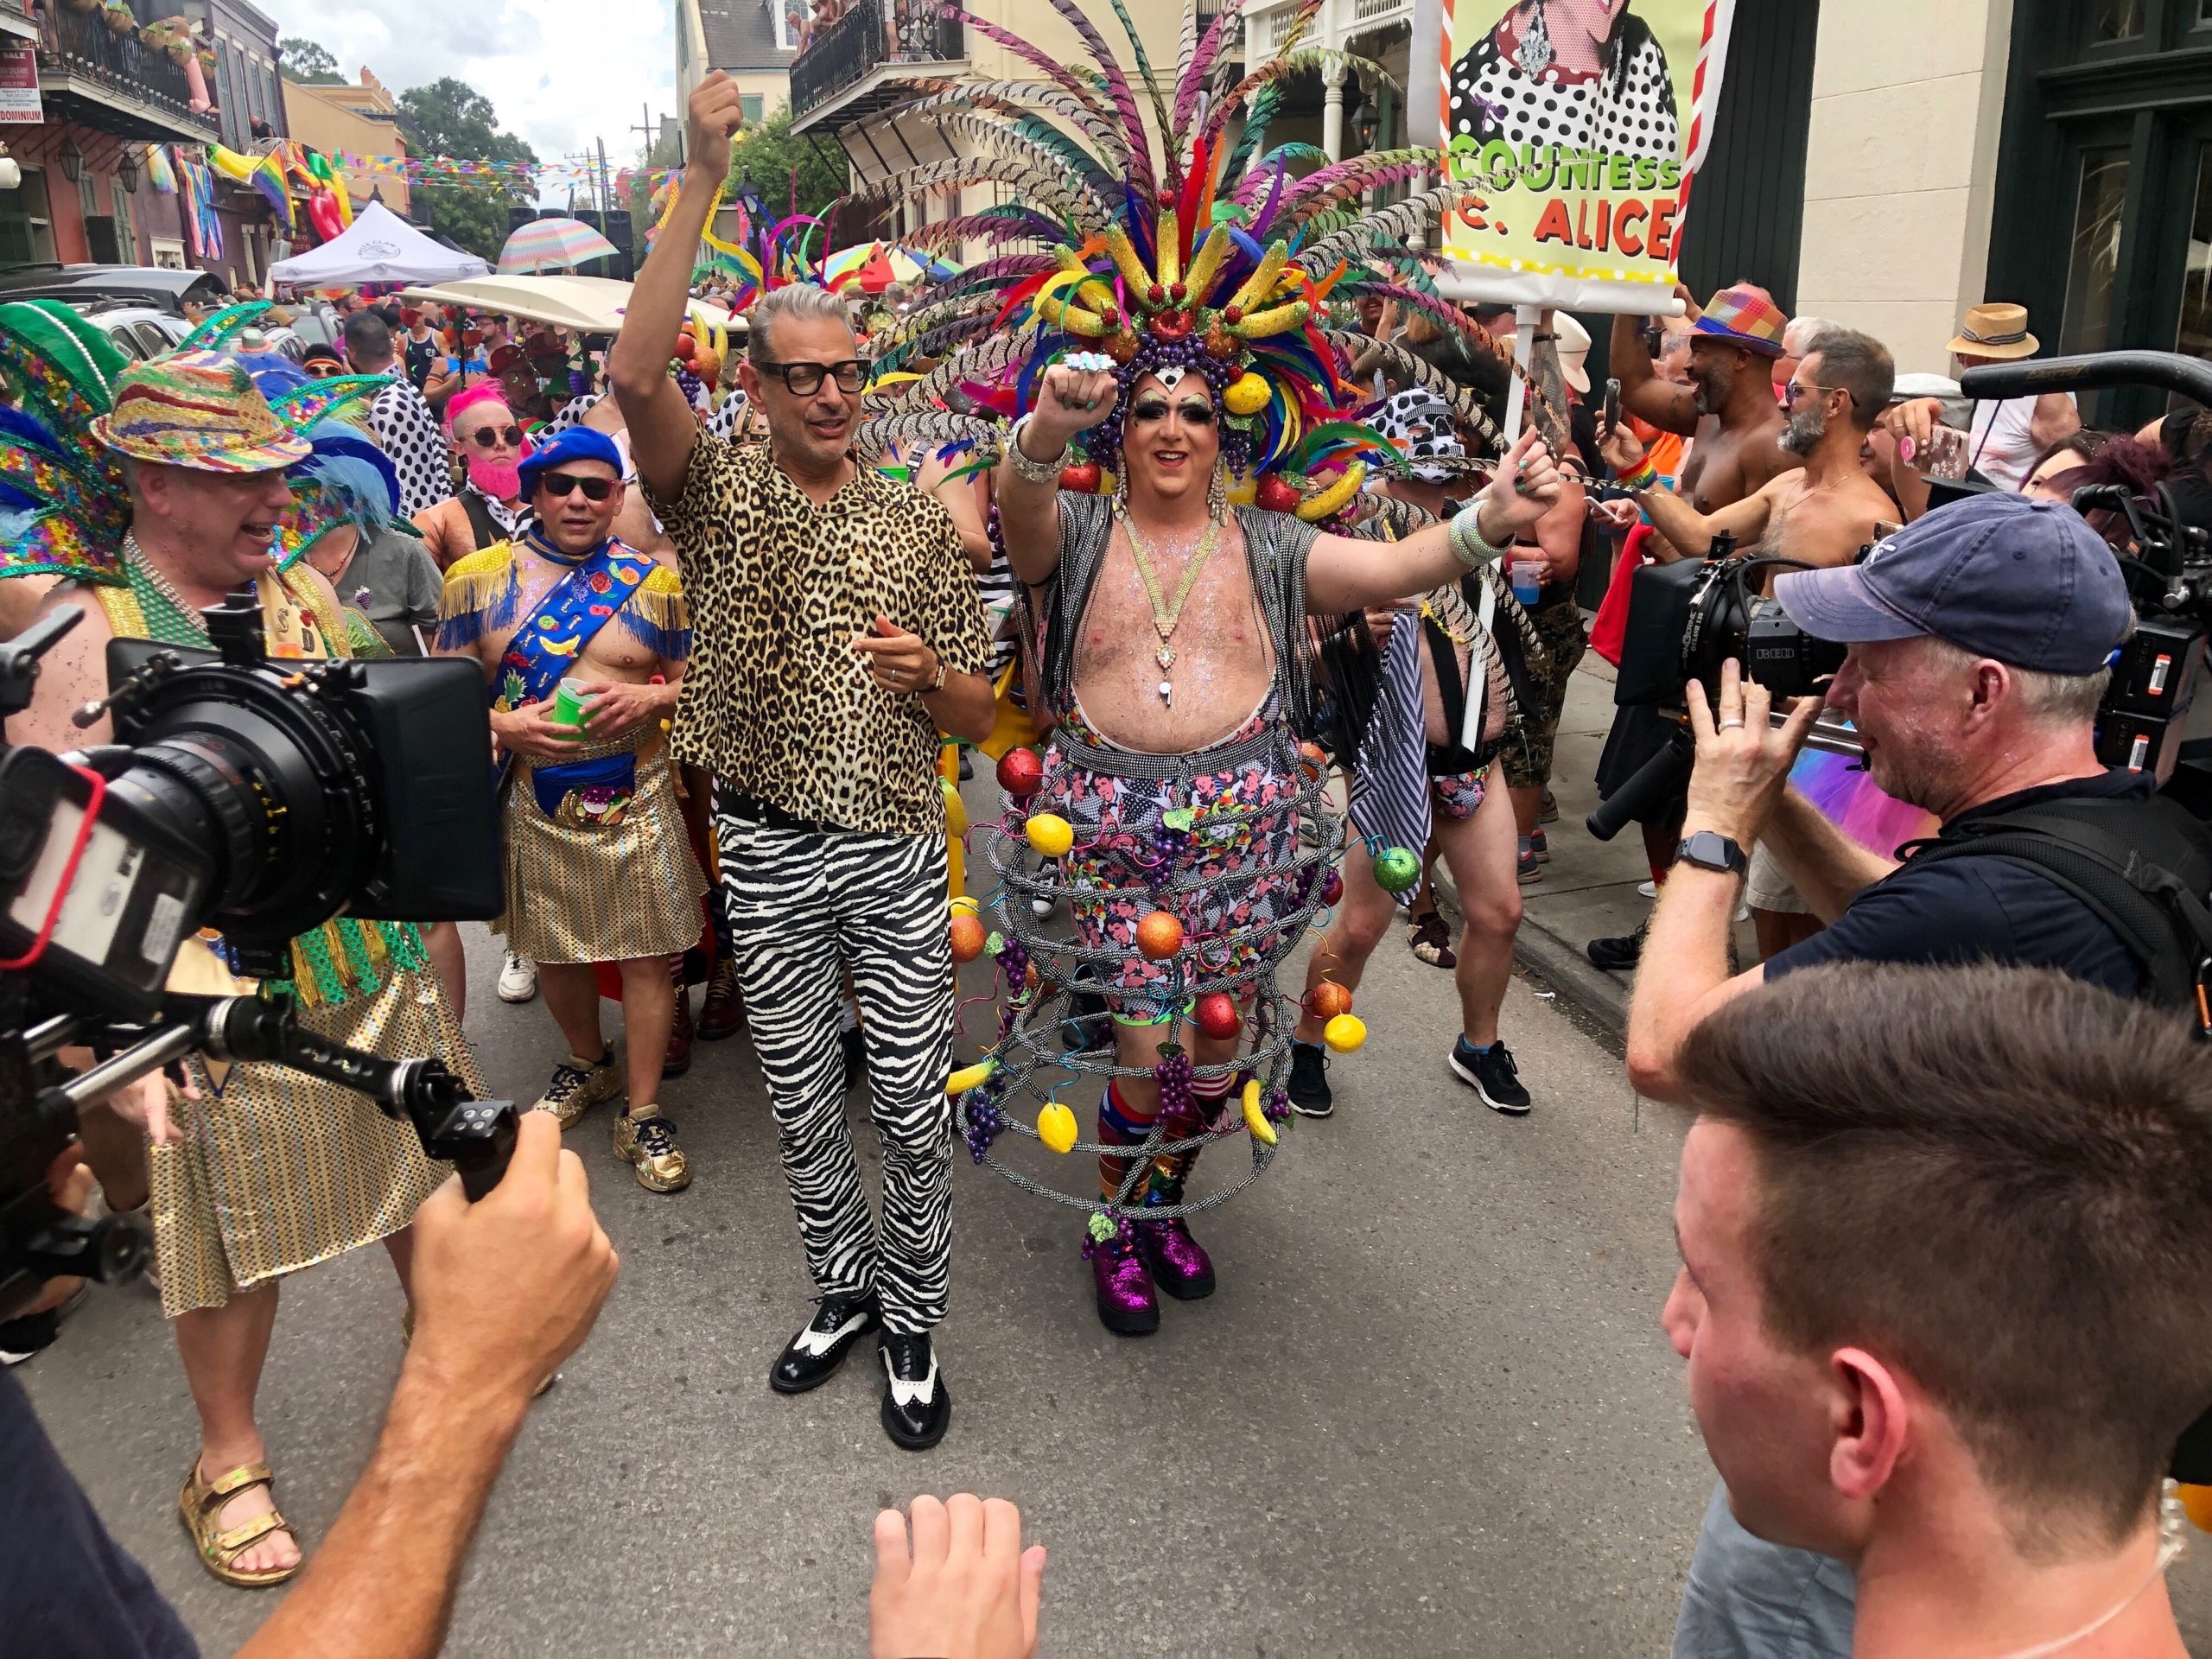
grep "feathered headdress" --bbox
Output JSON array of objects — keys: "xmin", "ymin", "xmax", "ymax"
[
  {"xmin": 849, "ymin": 0, "xmax": 1511, "ymax": 501},
  {"xmin": 0, "ymin": 300, "xmax": 395, "ymax": 588},
  {"xmin": 276, "ymin": 419, "xmax": 401, "ymax": 569}
]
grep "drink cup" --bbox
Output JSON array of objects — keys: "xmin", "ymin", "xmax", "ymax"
[
  {"xmin": 1510, "ymin": 559, "xmax": 1543, "ymax": 605},
  {"xmin": 551, "ymin": 677, "xmax": 594, "ymax": 727}
]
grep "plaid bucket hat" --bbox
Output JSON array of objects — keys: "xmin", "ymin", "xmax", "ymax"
[
  {"xmin": 88, "ymin": 348, "xmax": 310, "ymax": 473},
  {"xmin": 1692, "ymin": 284, "xmax": 1789, "ymax": 357}
]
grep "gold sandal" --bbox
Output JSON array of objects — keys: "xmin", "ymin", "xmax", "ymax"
[{"xmin": 178, "ymin": 1459, "xmax": 301, "ymax": 1588}]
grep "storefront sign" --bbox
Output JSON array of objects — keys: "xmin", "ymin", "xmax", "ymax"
[
  {"xmin": 0, "ymin": 40, "xmax": 41, "ymax": 124},
  {"xmin": 1433, "ymin": 0, "xmax": 1737, "ymax": 310}
]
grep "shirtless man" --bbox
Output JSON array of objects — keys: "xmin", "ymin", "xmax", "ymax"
[
  {"xmin": 412, "ymin": 385, "xmax": 529, "ymax": 569},
  {"xmin": 435, "ymin": 425, "xmax": 707, "ymax": 1192},
  {"xmin": 1592, "ymin": 283, "xmax": 1802, "ymax": 970},
  {"xmin": 1602, "ymin": 326, "xmax": 1898, "ymax": 957}
]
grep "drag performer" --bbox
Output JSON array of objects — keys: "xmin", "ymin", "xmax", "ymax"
[
  {"xmin": 840, "ymin": 0, "xmax": 1564, "ymax": 1336},
  {"xmin": 613, "ymin": 70, "xmax": 996, "ymax": 1451},
  {"xmin": 0, "ymin": 321, "xmax": 483, "ymax": 1588},
  {"xmin": 435, "ymin": 424, "xmax": 705, "ymax": 1192}
]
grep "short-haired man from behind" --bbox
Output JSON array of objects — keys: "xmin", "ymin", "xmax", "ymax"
[
  {"xmin": 346, "ymin": 308, "xmax": 453, "ymax": 522},
  {"xmin": 1665, "ymin": 962, "xmax": 2209, "ymax": 1659}
]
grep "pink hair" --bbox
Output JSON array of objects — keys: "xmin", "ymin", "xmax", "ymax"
[{"xmin": 444, "ymin": 382, "xmax": 512, "ymax": 429}]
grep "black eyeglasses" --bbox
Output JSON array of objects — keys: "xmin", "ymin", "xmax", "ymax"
[
  {"xmin": 538, "ymin": 472, "xmax": 616, "ymax": 501},
  {"xmin": 467, "ymin": 424, "xmax": 525, "ymax": 449},
  {"xmin": 753, "ymin": 359, "xmax": 866, "ymax": 396},
  {"xmin": 1131, "ymin": 398, "xmax": 1218, "ymax": 426},
  {"xmin": 1786, "ymin": 381, "xmax": 1853, "ymax": 407}
]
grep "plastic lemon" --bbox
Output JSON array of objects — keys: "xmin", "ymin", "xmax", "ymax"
[
  {"xmin": 1026, "ymin": 811, "xmax": 1074, "ymax": 858},
  {"xmin": 1226, "ymin": 475, "xmax": 1257, "ymax": 506},
  {"xmin": 1038, "ymin": 1101, "xmax": 1079, "ymax": 1154},
  {"xmin": 950, "ymin": 894, "xmax": 981, "ymax": 918},
  {"xmin": 1243, "ymin": 1078, "xmax": 1276, "ymax": 1147},
  {"xmin": 945, "ymin": 1059, "xmax": 997, "ymax": 1096},
  {"xmin": 1323, "ymin": 1014, "xmax": 1368, "ymax": 1054},
  {"xmin": 1224, "ymin": 372, "xmax": 1270, "ymax": 416}
]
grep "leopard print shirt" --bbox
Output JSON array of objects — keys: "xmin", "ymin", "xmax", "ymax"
[{"xmin": 647, "ymin": 434, "xmax": 991, "ymax": 836}]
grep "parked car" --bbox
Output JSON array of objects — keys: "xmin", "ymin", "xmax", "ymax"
[
  {"xmin": 0, "ymin": 264, "xmax": 225, "ymax": 310},
  {"xmin": 69, "ymin": 301, "xmax": 192, "ymax": 363}
]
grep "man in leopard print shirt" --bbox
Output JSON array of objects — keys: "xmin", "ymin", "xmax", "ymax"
[{"xmin": 613, "ymin": 72, "xmax": 993, "ymax": 1453}]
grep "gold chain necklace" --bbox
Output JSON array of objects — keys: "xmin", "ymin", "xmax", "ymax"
[{"xmin": 1118, "ymin": 514, "xmax": 1222, "ymax": 707}]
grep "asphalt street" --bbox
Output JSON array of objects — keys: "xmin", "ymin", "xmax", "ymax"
[{"xmin": 23, "ymin": 906, "xmax": 2212, "ymax": 1656}]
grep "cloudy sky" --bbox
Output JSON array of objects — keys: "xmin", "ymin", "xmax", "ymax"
[{"xmin": 262, "ymin": 0, "xmax": 677, "ymax": 190}]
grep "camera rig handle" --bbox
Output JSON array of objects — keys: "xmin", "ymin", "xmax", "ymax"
[
  {"xmin": 1959, "ymin": 351, "xmax": 2212, "ymax": 410},
  {"xmin": 0, "ymin": 605, "xmax": 81, "ymax": 727}
]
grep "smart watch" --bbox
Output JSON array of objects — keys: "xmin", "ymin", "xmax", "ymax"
[{"xmin": 1674, "ymin": 830, "xmax": 1748, "ymax": 877}]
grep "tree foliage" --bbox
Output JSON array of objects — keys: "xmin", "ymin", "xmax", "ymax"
[
  {"xmin": 278, "ymin": 37, "xmax": 345, "ymax": 85},
  {"xmin": 724, "ymin": 104, "xmax": 848, "ymax": 233},
  {"xmin": 395, "ymin": 78, "xmax": 540, "ymax": 263}
]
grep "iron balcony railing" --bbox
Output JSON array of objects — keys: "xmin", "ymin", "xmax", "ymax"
[
  {"xmin": 790, "ymin": 0, "xmax": 963, "ymax": 121},
  {"xmin": 38, "ymin": 1, "xmax": 219, "ymax": 132}
]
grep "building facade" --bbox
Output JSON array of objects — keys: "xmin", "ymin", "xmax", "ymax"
[
  {"xmin": 677, "ymin": 0, "xmax": 795, "ymax": 127},
  {"xmin": 282, "ymin": 67, "xmax": 410, "ymax": 218}
]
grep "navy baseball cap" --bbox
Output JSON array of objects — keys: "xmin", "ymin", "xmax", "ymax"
[
  {"xmin": 1773, "ymin": 493, "xmax": 2131, "ymax": 674},
  {"xmin": 517, "ymin": 424, "xmax": 622, "ymax": 499}
]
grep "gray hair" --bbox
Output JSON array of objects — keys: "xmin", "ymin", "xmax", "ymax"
[
  {"xmin": 1922, "ymin": 637, "xmax": 2113, "ymax": 727},
  {"xmin": 747, "ymin": 284, "xmax": 855, "ymax": 362},
  {"xmin": 1783, "ymin": 315, "xmax": 1834, "ymax": 356}
]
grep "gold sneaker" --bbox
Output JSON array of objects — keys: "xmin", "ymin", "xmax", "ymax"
[
  {"xmin": 535, "ymin": 1049, "xmax": 620, "ymax": 1130},
  {"xmin": 613, "ymin": 1109, "xmax": 690, "ymax": 1193}
]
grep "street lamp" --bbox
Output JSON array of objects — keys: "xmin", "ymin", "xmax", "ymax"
[
  {"xmin": 59, "ymin": 140, "xmax": 83, "ymax": 184},
  {"xmin": 118, "ymin": 148, "xmax": 139, "ymax": 193},
  {"xmin": 1355, "ymin": 105, "xmax": 1380, "ymax": 153}
]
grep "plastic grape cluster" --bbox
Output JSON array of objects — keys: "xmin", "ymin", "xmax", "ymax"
[
  {"xmin": 962, "ymin": 1084, "xmax": 1007, "ymax": 1166},
  {"xmin": 1154, "ymin": 1043, "xmax": 1195, "ymax": 1122}
]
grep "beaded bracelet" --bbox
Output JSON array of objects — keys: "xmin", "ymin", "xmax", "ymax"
[
  {"xmin": 1447, "ymin": 502, "xmax": 1508, "ymax": 569},
  {"xmin": 1005, "ymin": 414, "xmax": 1068, "ymax": 485}
]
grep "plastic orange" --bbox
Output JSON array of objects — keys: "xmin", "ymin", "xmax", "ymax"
[{"xmin": 1135, "ymin": 910, "xmax": 1185, "ymax": 960}]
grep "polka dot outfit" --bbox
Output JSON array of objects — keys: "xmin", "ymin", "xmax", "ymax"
[
  {"xmin": 371, "ymin": 376, "xmax": 455, "ymax": 520},
  {"xmin": 550, "ymin": 391, "xmax": 752, "ymax": 443},
  {"xmin": 1450, "ymin": 22, "xmax": 1679, "ymax": 162}
]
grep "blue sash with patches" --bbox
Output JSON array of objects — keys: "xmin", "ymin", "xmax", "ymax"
[{"xmin": 493, "ymin": 534, "xmax": 657, "ymax": 820}]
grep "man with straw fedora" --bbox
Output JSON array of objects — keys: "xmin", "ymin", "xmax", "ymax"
[{"xmin": 1890, "ymin": 302, "xmax": 2081, "ymax": 492}]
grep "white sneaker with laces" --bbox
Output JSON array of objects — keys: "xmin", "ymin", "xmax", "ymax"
[{"xmin": 497, "ymin": 952, "xmax": 539, "ymax": 1003}]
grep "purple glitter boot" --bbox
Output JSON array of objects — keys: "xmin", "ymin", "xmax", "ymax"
[
  {"xmin": 1084, "ymin": 1219, "xmax": 1159, "ymax": 1337},
  {"xmin": 1135, "ymin": 1193, "xmax": 1217, "ymax": 1301}
]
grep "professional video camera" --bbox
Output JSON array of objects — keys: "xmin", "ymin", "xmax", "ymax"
[
  {"xmin": 0, "ymin": 593, "xmax": 512, "ymax": 1324},
  {"xmin": 1588, "ymin": 350, "xmax": 2212, "ymax": 841}
]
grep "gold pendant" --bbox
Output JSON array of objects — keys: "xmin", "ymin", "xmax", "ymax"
[{"xmin": 1156, "ymin": 644, "xmax": 1175, "ymax": 670}]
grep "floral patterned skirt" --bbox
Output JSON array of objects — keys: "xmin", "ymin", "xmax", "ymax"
[{"xmin": 1034, "ymin": 707, "xmax": 1307, "ymax": 1019}]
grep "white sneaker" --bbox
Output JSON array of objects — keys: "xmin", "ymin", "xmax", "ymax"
[
  {"xmin": 1637, "ymin": 880, "xmax": 1657, "ymax": 899},
  {"xmin": 497, "ymin": 952, "xmax": 539, "ymax": 1003}
]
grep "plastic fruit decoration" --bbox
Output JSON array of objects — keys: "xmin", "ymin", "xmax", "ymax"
[
  {"xmin": 950, "ymin": 912, "xmax": 987, "ymax": 963},
  {"xmin": 1296, "ymin": 741, "xmax": 1328, "ymax": 779},
  {"xmin": 1193, "ymin": 992, "xmax": 1241, "ymax": 1040},
  {"xmin": 1323, "ymin": 1014, "xmax": 1368, "ymax": 1053},
  {"xmin": 1320, "ymin": 868, "xmax": 1344, "ymax": 907},
  {"xmin": 1037, "ymin": 1101, "xmax": 1078, "ymax": 1154},
  {"xmin": 1243, "ymin": 1079, "xmax": 1277, "ymax": 1146},
  {"xmin": 1025, "ymin": 811, "xmax": 1074, "ymax": 857},
  {"xmin": 1223, "ymin": 372, "xmax": 1269, "ymax": 416},
  {"xmin": 1135, "ymin": 910, "xmax": 1185, "ymax": 960},
  {"xmin": 995, "ymin": 747, "xmax": 1044, "ymax": 799},
  {"xmin": 1372, "ymin": 846, "xmax": 1421, "ymax": 895},
  {"xmin": 1306, "ymin": 981, "xmax": 1352, "ymax": 1020},
  {"xmin": 1058, "ymin": 461, "xmax": 1102, "ymax": 493},
  {"xmin": 1255, "ymin": 474, "xmax": 1301, "ymax": 513},
  {"xmin": 945, "ymin": 1058, "xmax": 997, "ymax": 1096}
]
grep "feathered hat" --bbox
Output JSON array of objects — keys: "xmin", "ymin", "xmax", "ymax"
[{"xmin": 848, "ymin": 0, "xmax": 1512, "ymax": 511}]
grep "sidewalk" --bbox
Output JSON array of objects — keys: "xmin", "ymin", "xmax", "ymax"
[{"xmin": 1432, "ymin": 642, "xmax": 1758, "ymax": 1040}]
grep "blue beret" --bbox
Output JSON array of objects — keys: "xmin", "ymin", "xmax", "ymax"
[{"xmin": 518, "ymin": 425, "xmax": 624, "ymax": 499}]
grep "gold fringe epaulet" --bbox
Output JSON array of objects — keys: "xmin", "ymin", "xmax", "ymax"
[
  {"xmin": 436, "ymin": 539, "xmax": 518, "ymax": 624},
  {"xmin": 630, "ymin": 561, "xmax": 690, "ymax": 632}
]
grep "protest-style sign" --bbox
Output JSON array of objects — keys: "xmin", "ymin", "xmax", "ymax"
[{"xmin": 1418, "ymin": 0, "xmax": 1738, "ymax": 314}]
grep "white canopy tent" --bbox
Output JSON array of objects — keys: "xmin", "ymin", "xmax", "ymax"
[
  {"xmin": 396, "ymin": 273, "xmax": 736, "ymax": 338},
  {"xmin": 270, "ymin": 202, "xmax": 491, "ymax": 289}
]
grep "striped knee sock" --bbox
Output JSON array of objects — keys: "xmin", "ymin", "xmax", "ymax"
[
  {"xmin": 1097, "ymin": 1079, "xmax": 1155, "ymax": 1203},
  {"xmin": 1151, "ymin": 1072, "xmax": 1236, "ymax": 1198}
]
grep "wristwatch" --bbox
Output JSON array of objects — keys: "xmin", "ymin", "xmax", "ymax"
[{"xmin": 1673, "ymin": 830, "xmax": 1748, "ymax": 877}]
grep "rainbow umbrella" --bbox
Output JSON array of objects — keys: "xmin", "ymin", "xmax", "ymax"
[{"xmin": 499, "ymin": 217, "xmax": 621, "ymax": 274}]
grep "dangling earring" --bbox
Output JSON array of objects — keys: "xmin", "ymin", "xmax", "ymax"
[
  {"xmin": 1516, "ymin": 1, "xmax": 1554, "ymax": 76},
  {"xmin": 1207, "ymin": 458, "xmax": 1229, "ymax": 524}
]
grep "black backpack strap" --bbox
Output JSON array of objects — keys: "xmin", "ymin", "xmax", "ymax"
[
  {"xmin": 460, "ymin": 490, "xmax": 504, "ymax": 556},
  {"xmin": 1906, "ymin": 799, "xmax": 2212, "ymax": 1023}
]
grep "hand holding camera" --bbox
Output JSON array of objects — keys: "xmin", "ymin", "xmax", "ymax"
[{"xmin": 1681, "ymin": 658, "xmax": 1825, "ymax": 847}]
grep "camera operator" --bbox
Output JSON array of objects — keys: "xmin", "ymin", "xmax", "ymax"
[
  {"xmin": 1625, "ymin": 489, "xmax": 2212, "ymax": 1658},
  {"xmin": 2, "ymin": 1111, "xmax": 617, "ymax": 1659}
]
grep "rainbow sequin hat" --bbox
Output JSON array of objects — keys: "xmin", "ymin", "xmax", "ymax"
[
  {"xmin": 1692, "ymin": 285, "xmax": 1789, "ymax": 357},
  {"xmin": 88, "ymin": 349, "xmax": 311, "ymax": 473}
]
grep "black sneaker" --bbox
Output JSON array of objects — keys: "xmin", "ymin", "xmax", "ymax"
[
  {"xmin": 840, "ymin": 1025, "xmax": 865, "ymax": 1094},
  {"xmin": 1287, "ymin": 1039, "xmax": 1333, "ymax": 1119},
  {"xmin": 1062, "ymin": 982, "xmax": 1110, "ymax": 1053},
  {"xmin": 1450, "ymin": 1036, "xmax": 1532, "ymax": 1116},
  {"xmin": 1586, "ymin": 918, "xmax": 1649, "ymax": 973},
  {"xmin": 879, "ymin": 1330, "xmax": 950, "ymax": 1451},
  {"xmin": 770, "ymin": 1291, "xmax": 882, "ymax": 1394}
]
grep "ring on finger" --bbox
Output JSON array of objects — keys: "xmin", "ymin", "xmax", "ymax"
[{"xmin": 1718, "ymin": 717, "xmax": 1746, "ymax": 730}]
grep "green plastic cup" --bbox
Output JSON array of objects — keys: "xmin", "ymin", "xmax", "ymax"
[{"xmin": 551, "ymin": 677, "xmax": 593, "ymax": 727}]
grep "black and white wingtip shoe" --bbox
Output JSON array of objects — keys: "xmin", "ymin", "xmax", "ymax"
[
  {"xmin": 879, "ymin": 1331, "xmax": 951, "ymax": 1451},
  {"xmin": 770, "ymin": 1291, "xmax": 881, "ymax": 1395}
]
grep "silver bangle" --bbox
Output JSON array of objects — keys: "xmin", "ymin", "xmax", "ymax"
[
  {"xmin": 1006, "ymin": 414, "xmax": 1068, "ymax": 486},
  {"xmin": 1447, "ymin": 502, "xmax": 1508, "ymax": 569}
]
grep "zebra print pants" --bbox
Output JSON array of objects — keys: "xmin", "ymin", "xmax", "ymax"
[{"xmin": 720, "ymin": 809, "xmax": 956, "ymax": 1336}]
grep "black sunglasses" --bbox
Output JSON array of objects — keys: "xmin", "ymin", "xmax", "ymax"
[
  {"xmin": 537, "ymin": 471, "xmax": 616, "ymax": 501},
  {"xmin": 468, "ymin": 425, "xmax": 525, "ymax": 449},
  {"xmin": 753, "ymin": 358, "xmax": 866, "ymax": 396}
]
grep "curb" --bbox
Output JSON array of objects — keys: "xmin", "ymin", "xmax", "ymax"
[{"xmin": 1427, "ymin": 867, "xmax": 1631, "ymax": 1044}]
